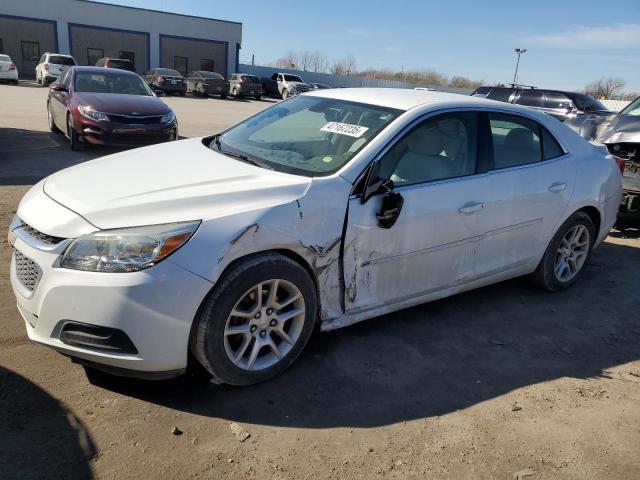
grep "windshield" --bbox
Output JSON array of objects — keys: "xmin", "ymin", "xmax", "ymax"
[
  {"xmin": 212, "ymin": 95, "xmax": 401, "ymax": 176},
  {"xmin": 284, "ymin": 75, "xmax": 303, "ymax": 82},
  {"xmin": 49, "ymin": 55, "xmax": 76, "ymax": 66},
  {"xmin": 156, "ymin": 68, "xmax": 182, "ymax": 77},
  {"xmin": 75, "ymin": 71, "xmax": 153, "ymax": 95},
  {"xmin": 620, "ymin": 97, "xmax": 640, "ymax": 116},
  {"xmin": 242, "ymin": 75, "xmax": 260, "ymax": 83},
  {"xmin": 199, "ymin": 71, "xmax": 223, "ymax": 79}
]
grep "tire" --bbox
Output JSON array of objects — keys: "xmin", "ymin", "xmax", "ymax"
[
  {"xmin": 47, "ymin": 102, "xmax": 59, "ymax": 133},
  {"xmin": 67, "ymin": 113, "xmax": 84, "ymax": 151},
  {"xmin": 220, "ymin": 94, "xmax": 227, "ymax": 100},
  {"xmin": 254, "ymin": 95, "xmax": 261, "ymax": 101},
  {"xmin": 179, "ymin": 91, "xmax": 186, "ymax": 97},
  {"xmin": 281, "ymin": 89, "xmax": 289, "ymax": 100},
  {"xmin": 532, "ymin": 211, "xmax": 595, "ymax": 292},
  {"xmin": 232, "ymin": 87, "xmax": 240, "ymax": 98},
  {"xmin": 190, "ymin": 253, "xmax": 317, "ymax": 386}
]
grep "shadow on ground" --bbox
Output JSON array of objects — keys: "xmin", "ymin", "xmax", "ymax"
[
  {"xmin": 89, "ymin": 240, "xmax": 640, "ymax": 429},
  {"xmin": 0, "ymin": 128, "xmax": 124, "ymax": 185},
  {"xmin": 0, "ymin": 367, "xmax": 96, "ymax": 480}
]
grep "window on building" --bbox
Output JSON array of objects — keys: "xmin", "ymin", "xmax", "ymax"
[
  {"xmin": 174, "ymin": 56, "xmax": 188, "ymax": 75},
  {"xmin": 87, "ymin": 48, "xmax": 104, "ymax": 66},
  {"xmin": 21, "ymin": 41, "xmax": 40, "ymax": 63},
  {"xmin": 200, "ymin": 58, "xmax": 214, "ymax": 72},
  {"xmin": 119, "ymin": 51, "xmax": 135, "ymax": 64}
]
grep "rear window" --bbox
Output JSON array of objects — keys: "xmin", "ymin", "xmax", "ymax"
[
  {"xmin": 472, "ymin": 87, "xmax": 491, "ymax": 96},
  {"xmin": 486, "ymin": 88, "xmax": 516, "ymax": 102},
  {"xmin": 48, "ymin": 55, "xmax": 76, "ymax": 66},
  {"xmin": 515, "ymin": 90, "xmax": 544, "ymax": 107},
  {"xmin": 107, "ymin": 59, "xmax": 135, "ymax": 71},
  {"xmin": 156, "ymin": 68, "xmax": 182, "ymax": 77},
  {"xmin": 0, "ymin": 55, "xmax": 10, "ymax": 62},
  {"xmin": 242, "ymin": 75, "xmax": 260, "ymax": 83},
  {"xmin": 199, "ymin": 71, "xmax": 223, "ymax": 79}
]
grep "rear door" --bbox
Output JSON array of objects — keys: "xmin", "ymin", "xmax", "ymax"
[
  {"xmin": 472, "ymin": 112, "xmax": 575, "ymax": 277},
  {"xmin": 343, "ymin": 111, "xmax": 488, "ymax": 312}
]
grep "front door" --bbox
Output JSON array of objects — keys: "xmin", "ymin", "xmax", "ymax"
[
  {"xmin": 21, "ymin": 41, "xmax": 40, "ymax": 78},
  {"xmin": 343, "ymin": 111, "xmax": 488, "ymax": 312}
]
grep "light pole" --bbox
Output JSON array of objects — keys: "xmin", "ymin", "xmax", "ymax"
[{"xmin": 512, "ymin": 48, "xmax": 527, "ymax": 86}]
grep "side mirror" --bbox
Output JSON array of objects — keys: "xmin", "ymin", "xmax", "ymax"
[
  {"xmin": 361, "ymin": 161, "xmax": 387, "ymax": 203},
  {"xmin": 50, "ymin": 83, "xmax": 67, "ymax": 92},
  {"xmin": 376, "ymin": 191, "xmax": 404, "ymax": 229}
]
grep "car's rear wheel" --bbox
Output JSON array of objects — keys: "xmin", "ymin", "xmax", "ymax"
[
  {"xmin": 47, "ymin": 102, "xmax": 59, "ymax": 132},
  {"xmin": 191, "ymin": 253, "xmax": 317, "ymax": 386},
  {"xmin": 533, "ymin": 211, "xmax": 595, "ymax": 291},
  {"xmin": 67, "ymin": 113, "xmax": 84, "ymax": 151},
  {"xmin": 254, "ymin": 95, "xmax": 261, "ymax": 101}
]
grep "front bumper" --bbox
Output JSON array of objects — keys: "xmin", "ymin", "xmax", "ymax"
[
  {"xmin": 8, "ymin": 216, "xmax": 213, "ymax": 376},
  {"xmin": 75, "ymin": 114, "xmax": 178, "ymax": 147}
]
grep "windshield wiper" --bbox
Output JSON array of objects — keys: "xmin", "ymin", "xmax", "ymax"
[{"xmin": 210, "ymin": 134, "xmax": 272, "ymax": 169}]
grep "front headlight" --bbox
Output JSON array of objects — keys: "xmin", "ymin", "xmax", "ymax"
[
  {"xmin": 161, "ymin": 111, "xmax": 176, "ymax": 123},
  {"xmin": 78, "ymin": 105, "xmax": 109, "ymax": 122},
  {"xmin": 60, "ymin": 221, "xmax": 200, "ymax": 273}
]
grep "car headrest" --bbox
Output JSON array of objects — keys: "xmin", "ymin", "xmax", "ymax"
[
  {"xmin": 406, "ymin": 126, "xmax": 444, "ymax": 156},
  {"xmin": 505, "ymin": 128, "xmax": 534, "ymax": 148}
]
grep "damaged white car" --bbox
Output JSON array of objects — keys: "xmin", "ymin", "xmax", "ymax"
[{"xmin": 9, "ymin": 89, "xmax": 622, "ymax": 385}]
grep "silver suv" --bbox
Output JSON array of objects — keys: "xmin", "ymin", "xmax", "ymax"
[{"xmin": 35, "ymin": 53, "xmax": 77, "ymax": 87}]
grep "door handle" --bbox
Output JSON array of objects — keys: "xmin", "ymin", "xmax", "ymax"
[
  {"xmin": 548, "ymin": 182, "xmax": 567, "ymax": 193},
  {"xmin": 458, "ymin": 202, "xmax": 484, "ymax": 214}
]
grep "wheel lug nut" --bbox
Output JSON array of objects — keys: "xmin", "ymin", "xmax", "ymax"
[
  {"xmin": 269, "ymin": 319, "xmax": 277, "ymax": 327},
  {"xmin": 259, "ymin": 330, "xmax": 267, "ymax": 337},
  {"xmin": 254, "ymin": 312, "xmax": 261, "ymax": 319},
  {"xmin": 250, "ymin": 325, "xmax": 257, "ymax": 333},
  {"xmin": 267, "ymin": 308, "xmax": 273, "ymax": 315}
]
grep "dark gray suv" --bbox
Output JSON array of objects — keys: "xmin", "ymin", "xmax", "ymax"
[{"xmin": 471, "ymin": 86, "xmax": 610, "ymax": 121}]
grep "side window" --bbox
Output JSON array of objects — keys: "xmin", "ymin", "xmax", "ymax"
[
  {"xmin": 515, "ymin": 90, "xmax": 544, "ymax": 107},
  {"xmin": 543, "ymin": 92, "xmax": 572, "ymax": 110},
  {"xmin": 486, "ymin": 88, "xmax": 515, "ymax": 102},
  {"xmin": 384, "ymin": 112, "xmax": 478, "ymax": 186},
  {"xmin": 542, "ymin": 128, "xmax": 564, "ymax": 160},
  {"xmin": 489, "ymin": 113, "xmax": 542, "ymax": 169}
]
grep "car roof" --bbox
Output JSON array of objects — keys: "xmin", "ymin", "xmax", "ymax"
[
  {"xmin": 305, "ymin": 88, "xmax": 520, "ymax": 112},
  {"xmin": 71, "ymin": 66, "xmax": 139, "ymax": 76},
  {"xmin": 45, "ymin": 53, "xmax": 74, "ymax": 57}
]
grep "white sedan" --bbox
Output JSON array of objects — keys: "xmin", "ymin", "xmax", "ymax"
[
  {"xmin": 0, "ymin": 54, "xmax": 19, "ymax": 84},
  {"xmin": 8, "ymin": 89, "xmax": 622, "ymax": 385}
]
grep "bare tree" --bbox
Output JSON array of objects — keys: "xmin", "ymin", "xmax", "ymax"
[
  {"xmin": 330, "ymin": 55, "xmax": 356, "ymax": 76},
  {"xmin": 449, "ymin": 75, "xmax": 484, "ymax": 89},
  {"xmin": 310, "ymin": 51, "xmax": 329, "ymax": 73},
  {"xmin": 276, "ymin": 52, "xmax": 299, "ymax": 69},
  {"xmin": 584, "ymin": 78, "xmax": 626, "ymax": 99},
  {"xmin": 298, "ymin": 51, "xmax": 313, "ymax": 72}
]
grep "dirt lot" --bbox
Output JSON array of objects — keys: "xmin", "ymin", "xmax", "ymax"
[{"xmin": 1, "ymin": 83, "xmax": 639, "ymax": 480}]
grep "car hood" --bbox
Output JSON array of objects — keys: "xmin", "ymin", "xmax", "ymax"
[
  {"xmin": 564, "ymin": 113, "xmax": 640, "ymax": 145},
  {"xmin": 74, "ymin": 93, "xmax": 171, "ymax": 115},
  {"xmin": 43, "ymin": 138, "xmax": 312, "ymax": 230}
]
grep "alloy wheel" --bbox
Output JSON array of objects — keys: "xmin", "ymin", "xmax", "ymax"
[
  {"xmin": 223, "ymin": 279, "xmax": 305, "ymax": 371},
  {"xmin": 554, "ymin": 224, "xmax": 589, "ymax": 282}
]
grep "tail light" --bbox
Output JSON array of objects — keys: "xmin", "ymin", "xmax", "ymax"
[
  {"xmin": 44, "ymin": 63, "xmax": 49, "ymax": 71},
  {"xmin": 9, "ymin": 64, "xmax": 16, "ymax": 71},
  {"xmin": 612, "ymin": 155, "xmax": 626, "ymax": 175}
]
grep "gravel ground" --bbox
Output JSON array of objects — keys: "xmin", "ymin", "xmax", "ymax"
[{"xmin": 1, "ymin": 83, "xmax": 639, "ymax": 480}]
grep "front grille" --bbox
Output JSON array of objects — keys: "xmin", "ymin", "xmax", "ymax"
[
  {"xmin": 14, "ymin": 250, "xmax": 42, "ymax": 292},
  {"xmin": 106, "ymin": 114, "xmax": 163, "ymax": 125},
  {"xmin": 19, "ymin": 221, "xmax": 65, "ymax": 245}
]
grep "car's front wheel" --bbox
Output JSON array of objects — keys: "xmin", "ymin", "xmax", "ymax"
[
  {"xmin": 533, "ymin": 211, "xmax": 595, "ymax": 291},
  {"xmin": 67, "ymin": 113, "xmax": 84, "ymax": 151},
  {"xmin": 191, "ymin": 253, "xmax": 317, "ymax": 385},
  {"xmin": 47, "ymin": 102, "xmax": 59, "ymax": 132}
]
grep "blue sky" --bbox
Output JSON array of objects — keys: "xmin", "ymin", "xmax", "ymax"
[{"xmin": 100, "ymin": 0, "xmax": 640, "ymax": 92}]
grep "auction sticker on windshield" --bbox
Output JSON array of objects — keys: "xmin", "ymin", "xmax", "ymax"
[{"xmin": 321, "ymin": 122, "xmax": 369, "ymax": 138}]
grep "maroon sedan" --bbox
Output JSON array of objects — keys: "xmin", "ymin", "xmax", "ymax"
[{"xmin": 47, "ymin": 66, "xmax": 178, "ymax": 150}]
